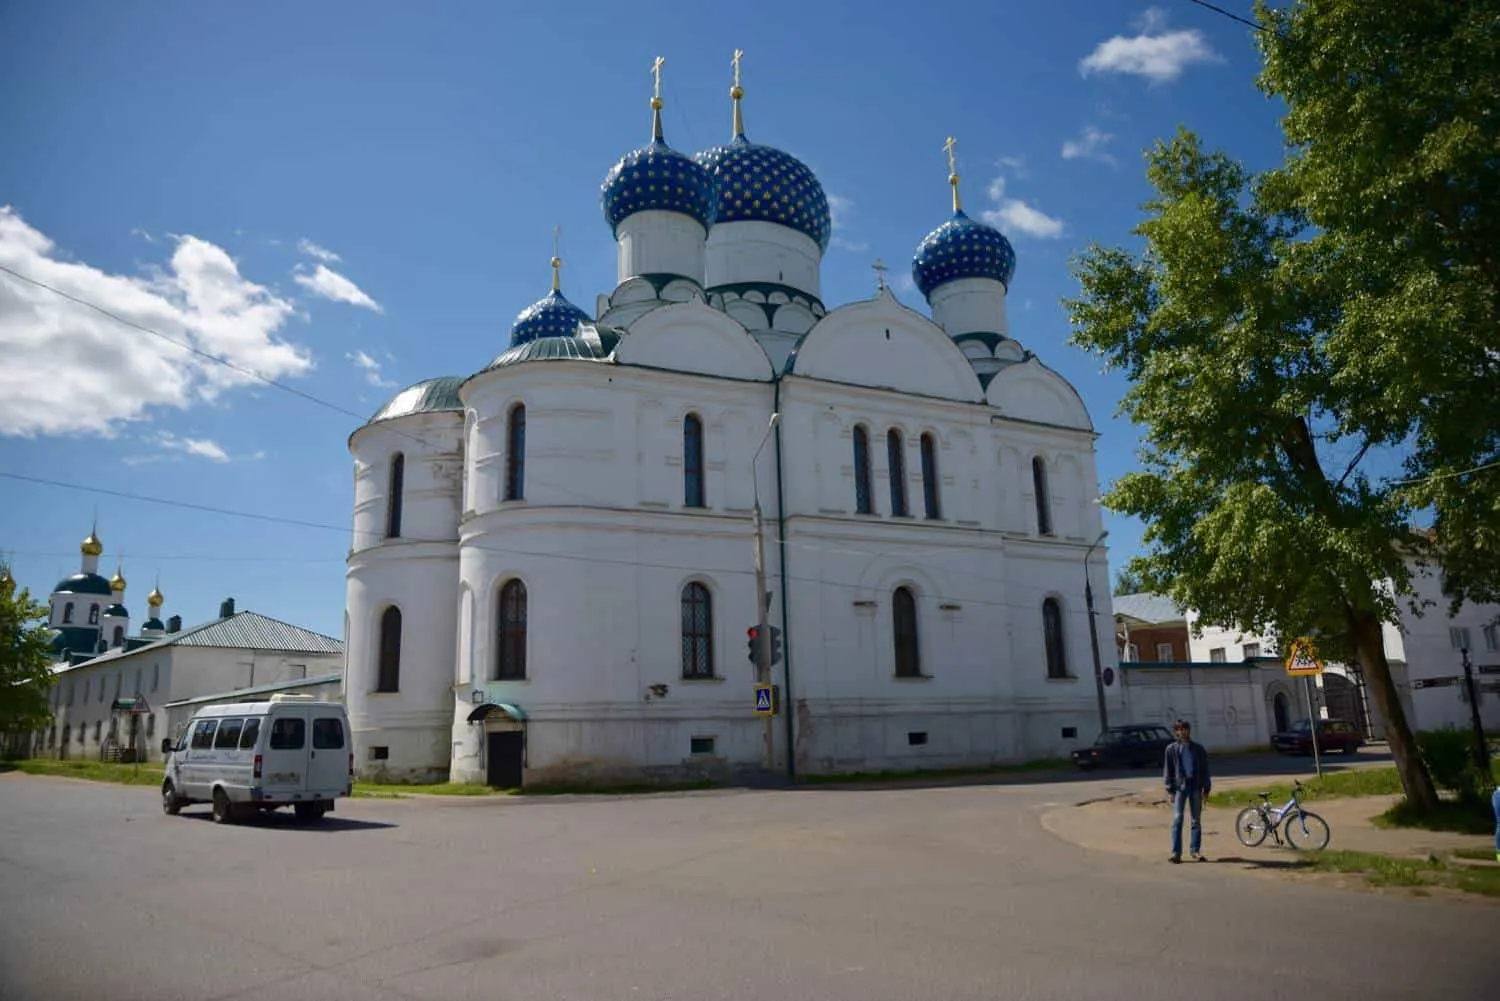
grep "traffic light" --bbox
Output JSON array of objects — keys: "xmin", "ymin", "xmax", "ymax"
[
  {"xmin": 768, "ymin": 626, "xmax": 782, "ymax": 666},
  {"xmin": 746, "ymin": 626, "xmax": 763, "ymax": 665}
]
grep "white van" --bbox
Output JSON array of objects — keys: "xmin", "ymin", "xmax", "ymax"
[{"xmin": 160, "ymin": 694, "xmax": 352, "ymax": 824}]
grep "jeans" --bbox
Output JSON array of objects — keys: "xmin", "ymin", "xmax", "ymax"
[
  {"xmin": 1171, "ymin": 787, "xmax": 1203, "ymax": 856},
  {"xmin": 1492, "ymin": 787, "xmax": 1500, "ymax": 855}
]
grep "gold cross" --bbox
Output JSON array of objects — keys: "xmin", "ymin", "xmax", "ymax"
[
  {"xmin": 872, "ymin": 259, "xmax": 888, "ymax": 290},
  {"xmin": 943, "ymin": 136, "xmax": 958, "ymax": 177},
  {"xmin": 732, "ymin": 48, "xmax": 744, "ymax": 89},
  {"xmin": 651, "ymin": 56, "xmax": 665, "ymax": 101}
]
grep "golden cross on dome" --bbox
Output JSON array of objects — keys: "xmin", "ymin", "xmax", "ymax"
[
  {"xmin": 943, "ymin": 136, "xmax": 963, "ymax": 213},
  {"xmin": 650, "ymin": 56, "xmax": 666, "ymax": 139},
  {"xmin": 550, "ymin": 226, "xmax": 562, "ymax": 292},
  {"xmin": 732, "ymin": 49, "xmax": 744, "ymax": 90},
  {"xmin": 872, "ymin": 258, "xmax": 888, "ymax": 291},
  {"xmin": 651, "ymin": 56, "xmax": 665, "ymax": 101}
]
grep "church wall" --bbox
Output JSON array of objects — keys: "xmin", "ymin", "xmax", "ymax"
[
  {"xmin": 705, "ymin": 220, "xmax": 821, "ymax": 300},
  {"xmin": 616, "ymin": 210, "xmax": 707, "ymax": 285},
  {"xmin": 928, "ymin": 277, "xmax": 1010, "ymax": 339},
  {"xmin": 349, "ymin": 412, "xmax": 463, "ymax": 554}
]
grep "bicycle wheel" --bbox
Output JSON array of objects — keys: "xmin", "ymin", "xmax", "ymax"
[
  {"xmin": 1234, "ymin": 806, "xmax": 1269, "ymax": 848},
  {"xmin": 1282, "ymin": 810, "xmax": 1330, "ymax": 851}
]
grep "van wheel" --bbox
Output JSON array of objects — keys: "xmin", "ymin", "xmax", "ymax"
[
  {"xmin": 211, "ymin": 789, "xmax": 236, "ymax": 825},
  {"xmin": 294, "ymin": 802, "xmax": 327, "ymax": 823},
  {"xmin": 162, "ymin": 782, "xmax": 182, "ymax": 816}
]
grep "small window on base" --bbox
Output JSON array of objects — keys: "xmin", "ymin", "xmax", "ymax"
[
  {"xmin": 1061, "ymin": 726, "xmax": 1078, "ymax": 739},
  {"xmin": 371, "ymin": 746, "xmax": 390, "ymax": 761},
  {"xmin": 907, "ymin": 731, "xmax": 928, "ymax": 746},
  {"xmin": 690, "ymin": 736, "xmax": 716, "ymax": 756}
]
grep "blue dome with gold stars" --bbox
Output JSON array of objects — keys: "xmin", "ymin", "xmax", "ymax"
[
  {"xmin": 695, "ymin": 137, "xmax": 831, "ymax": 253},
  {"xmin": 603, "ymin": 138, "xmax": 717, "ymax": 235},
  {"xmin": 911, "ymin": 210, "xmax": 1017, "ymax": 299},
  {"xmin": 510, "ymin": 289, "xmax": 591, "ymax": 348}
]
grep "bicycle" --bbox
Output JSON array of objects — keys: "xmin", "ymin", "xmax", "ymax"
[{"xmin": 1233, "ymin": 780, "xmax": 1331, "ymax": 851}]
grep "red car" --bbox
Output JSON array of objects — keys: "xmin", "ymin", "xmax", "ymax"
[{"xmin": 1271, "ymin": 718, "xmax": 1364, "ymax": 755}]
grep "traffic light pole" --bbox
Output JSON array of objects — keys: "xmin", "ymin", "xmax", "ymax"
[{"xmin": 751, "ymin": 413, "xmax": 780, "ymax": 773}]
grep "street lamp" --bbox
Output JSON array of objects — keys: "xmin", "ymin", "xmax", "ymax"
[
  {"xmin": 751, "ymin": 413, "xmax": 781, "ymax": 769},
  {"xmin": 1084, "ymin": 529, "xmax": 1110, "ymax": 734}
]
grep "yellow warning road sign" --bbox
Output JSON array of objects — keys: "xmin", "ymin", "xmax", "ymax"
[{"xmin": 1285, "ymin": 637, "xmax": 1324, "ymax": 677}]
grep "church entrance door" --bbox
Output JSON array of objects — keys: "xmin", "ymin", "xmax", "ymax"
[{"xmin": 486, "ymin": 731, "xmax": 524, "ymax": 789}]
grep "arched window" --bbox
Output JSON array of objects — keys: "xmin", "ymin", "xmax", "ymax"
[
  {"xmin": 62, "ymin": 602, "xmax": 74, "ymax": 624},
  {"xmin": 376, "ymin": 606, "xmax": 401, "ymax": 692},
  {"xmin": 920, "ymin": 432, "xmax": 940, "ymax": 520},
  {"xmin": 683, "ymin": 413, "xmax": 705, "ymax": 508},
  {"xmin": 112, "ymin": 626, "xmax": 124, "ymax": 647},
  {"xmin": 853, "ymin": 425, "xmax": 873, "ymax": 514},
  {"xmin": 887, "ymin": 429, "xmax": 909, "ymax": 517},
  {"xmin": 386, "ymin": 453, "xmax": 405, "ymax": 538},
  {"xmin": 1032, "ymin": 456, "xmax": 1052, "ymax": 536},
  {"xmin": 893, "ymin": 586, "xmax": 920, "ymax": 677},
  {"xmin": 504, "ymin": 404, "xmax": 526, "ymax": 501},
  {"xmin": 88, "ymin": 604, "xmax": 100, "ymax": 625},
  {"xmin": 495, "ymin": 579, "xmax": 527, "ymax": 680},
  {"xmin": 1043, "ymin": 597, "xmax": 1068, "ymax": 679},
  {"xmin": 681, "ymin": 582, "xmax": 714, "ymax": 678}
]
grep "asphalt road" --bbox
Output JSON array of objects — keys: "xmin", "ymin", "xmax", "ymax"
[{"xmin": 1, "ymin": 752, "xmax": 1490, "ymax": 1001}]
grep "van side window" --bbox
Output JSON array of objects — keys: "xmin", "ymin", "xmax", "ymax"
[
  {"xmin": 312, "ymin": 717, "xmax": 345, "ymax": 750},
  {"xmin": 213, "ymin": 718, "xmax": 244, "ymax": 749},
  {"xmin": 238, "ymin": 718, "xmax": 261, "ymax": 750},
  {"xmin": 269, "ymin": 718, "xmax": 305, "ymax": 750},
  {"xmin": 190, "ymin": 719, "xmax": 218, "ymax": 750}
]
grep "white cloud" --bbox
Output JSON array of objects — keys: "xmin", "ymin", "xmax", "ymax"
[
  {"xmin": 155, "ymin": 431, "xmax": 230, "ymax": 462},
  {"xmin": 293, "ymin": 263, "xmax": 382, "ymax": 312},
  {"xmin": 980, "ymin": 163, "xmax": 1066, "ymax": 240},
  {"xmin": 297, "ymin": 238, "xmax": 341, "ymax": 263},
  {"xmin": 347, "ymin": 349, "xmax": 395, "ymax": 388},
  {"xmin": 994, "ymin": 155, "xmax": 1028, "ymax": 176},
  {"xmin": 1062, "ymin": 125, "xmax": 1119, "ymax": 166},
  {"xmin": 825, "ymin": 193, "xmax": 870, "ymax": 253},
  {"xmin": 0, "ymin": 206, "xmax": 312, "ymax": 438},
  {"xmin": 1080, "ymin": 8, "xmax": 1223, "ymax": 83}
]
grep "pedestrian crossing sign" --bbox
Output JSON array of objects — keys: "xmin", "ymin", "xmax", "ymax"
[
  {"xmin": 753, "ymin": 684, "xmax": 774, "ymax": 716},
  {"xmin": 1285, "ymin": 638, "xmax": 1324, "ymax": 677}
]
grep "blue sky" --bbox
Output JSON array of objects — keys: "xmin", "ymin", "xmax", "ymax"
[{"xmin": 0, "ymin": 0, "xmax": 1288, "ymax": 639}]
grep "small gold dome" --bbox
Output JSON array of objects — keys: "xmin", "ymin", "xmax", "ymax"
[
  {"xmin": 110, "ymin": 568, "xmax": 127, "ymax": 592},
  {"xmin": 148, "ymin": 586, "xmax": 164, "ymax": 606},
  {"xmin": 81, "ymin": 532, "xmax": 104, "ymax": 557}
]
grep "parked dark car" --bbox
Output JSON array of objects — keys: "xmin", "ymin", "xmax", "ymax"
[
  {"xmin": 1071, "ymin": 725, "xmax": 1176, "ymax": 770},
  {"xmin": 1271, "ymin": 718, "xmax": 1363, "ymax": 756}
]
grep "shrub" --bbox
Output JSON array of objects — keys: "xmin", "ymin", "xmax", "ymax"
[{"xmin": 1415, "ymin": 727, "xmax": 1491, "ymax": 804}]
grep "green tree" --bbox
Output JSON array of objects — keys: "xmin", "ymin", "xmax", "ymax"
[
  {"xmin": 0, "ymin": 565, "xmax": 56, "ymax": 740},
  {"xmin": 1256, "ymin": 0, "xmax": 1499, "ymax": 606},
  {"xmin": 1112, "ymin": 566, "xmax": 1148, "ymax": 597},
  {"xmin": 1066, "ymin": 131, "xmax": 1440, "ymax": 811}
]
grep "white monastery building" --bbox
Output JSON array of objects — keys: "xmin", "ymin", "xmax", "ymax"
[{"xmin": 343, "ymin": 58, "xmax": 1120, "ymax": 785}]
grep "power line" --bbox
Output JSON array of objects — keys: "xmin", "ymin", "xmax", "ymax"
[
  {"xmin": 1390, "ymin": 458, "xmax": 1500, "ymax": 488},
  {"xmin": 1184, "ymin": 0, "xmax": 1266, "ymax": 31}
]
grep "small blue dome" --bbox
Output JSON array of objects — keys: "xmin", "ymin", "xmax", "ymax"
[
  {"xmin": 694, "ymin": 137, "xmax": 831, "ymax": 252},
  {"xmin": 911, "ymin": 211, "xmax": 1017, "ymax": 299},
  {"xmin": 510, "ymin": 290, "xmax": 591, "ymax": 348},
  {"xmin": 602, "ymin": 139, "xmax": 717, "ymax": 235}
]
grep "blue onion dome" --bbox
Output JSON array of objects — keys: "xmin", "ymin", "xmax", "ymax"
[
  {"xmin": 695, "ymin": 137, "xmax": 831, "ymax": 253},
  {"xmin": 366, "ymin": 376, "xmax": 465, "ymax": 425},
  {"xmin": 602, "ymin": 100, "xmax": 716, "ymax": 235},
  {"xmin": 911, "ymin": 210, "xmax": 1017, "ymax": 299},
  {"xmin": 509, "ymin": 287, "xmax": 591, "ymax": 347}
]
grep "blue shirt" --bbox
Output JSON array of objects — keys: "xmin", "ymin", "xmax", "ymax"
[{"xmin": 1178, "ymin": 741, "xmax": 1195, "ymax": 780}]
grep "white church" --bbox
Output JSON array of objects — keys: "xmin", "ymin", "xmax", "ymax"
[{"xmin": 343, "ymin": 57, "xmax": 1120, "ymax": 786}]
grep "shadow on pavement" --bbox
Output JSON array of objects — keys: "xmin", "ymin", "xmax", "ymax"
[
  {"xmin": 178, "ymin": 810, "xmax": 396, "ymax": 832},
  {"xmin": 1203, "ymin": 855, "xmax": 1312, "ymax": 870}
]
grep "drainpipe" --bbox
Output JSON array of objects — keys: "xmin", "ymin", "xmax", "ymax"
[{"xmin": 773, "ymin": 377, "xmax": 796, "ymax": 781}]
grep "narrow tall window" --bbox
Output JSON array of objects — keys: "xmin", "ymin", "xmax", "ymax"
[
  {"xmin": 920, "ymin": 433, "xmax": 940, "ymax": 519},
  {"xmin": 893, "ymin": 586, "xmax": 920, "ymax": 677},
  {"xmin": 504, "ymin": 404, "xmax": 526, "ymax": 501},
  {"xmin": 62, "ymin": 602, "xmax": 74, "ymax": 624},
  {"xmin": 681, "ymin": 582, "xmax": 713, "ymax": 678},
  {"xmin": 376, "ymin": 606, "xmax": 401, "ymax": 692},
  {"xmin": 853, "ymin": 425, "xmax": 873, "ymax": 514},
  {"xmin": 495, "ymin": 579, "xmax": 527, "ymax": 680},
  {"xmin": 386, "ymin": 453, "xmax": 405, "ymax": 538},
  {"xmin": 1042, "ymin": 597, "xmax": 1067, "ymax": 679},
  {"xmin": 1031, "ymin": 456, "xmax": 1052, "ymax": 535},
  {"xmin": 683, "ymin": 413, "xmax": 705, "ymax": 508},
  {"xmin": 887, "ymin": 430, "xmax": 908, "ymax": 517},
  {"xmin": 112, "ymin": 626, "xmax": 124, "ymax": 647},
  {"xmin": 88, "ymin": 605, "xmax": 99, "ymax": 625}
]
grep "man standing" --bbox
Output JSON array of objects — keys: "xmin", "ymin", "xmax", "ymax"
[{"xmin": 1163, "ymin": 718, "xmax": 1211, "ymax": 863}]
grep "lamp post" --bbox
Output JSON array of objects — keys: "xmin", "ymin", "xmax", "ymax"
[
  {"xmin": 1084, "ymin": 529, "xmax": 1110, "ymax": 734},
  {"xmin": 752, "ymin": 413, "xmax": 781, "ymax": 770}
]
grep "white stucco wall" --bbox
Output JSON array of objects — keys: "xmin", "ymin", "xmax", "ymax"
[
  {"xmin": 705, "ymin": 220, "xmax": 822, "ymax": 299},
  {"xmin": 616, "ymin": 210, "xmax": 706, "ymax": 285},
  {"xmin": 929, "ymin": 277, "xmax": 1010, "ymax": 339}
]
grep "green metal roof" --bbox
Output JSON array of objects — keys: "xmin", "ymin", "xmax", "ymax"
[
  {"xmin": 365, "ymin": 376, "xmax": 465, "ymax": 426},
  {"xmin": 162, "ymin": 611, "xmax": 344, "ymax": 654},
  {"xmin": 53, "ymin": 572, "xmax": 113, "ymax": 596},
  {"xmin": 485, "ymin": 332, "xmax": 615, "ymax": 371},
  {"xmin": 103, "ymin": 603, "xmax": 129, "ymax": 618},
  {"xmin": 163, "ymin": 672, "xmax": 342, "ymax": 709}
]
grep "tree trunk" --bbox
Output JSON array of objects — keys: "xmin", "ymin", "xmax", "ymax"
[{"xmin": 1347, "ymin": 605, "xmax": 1439, "ymax": 812}]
